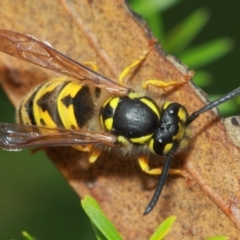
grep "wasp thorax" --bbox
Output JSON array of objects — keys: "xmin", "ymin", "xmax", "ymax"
[
  {"xmin": 100, "ymin": 94, "xmax": 160, "ymax": 145},
  {"xmin": 148, "ymin": 102, "xmax": 189, "ymax": 155}
]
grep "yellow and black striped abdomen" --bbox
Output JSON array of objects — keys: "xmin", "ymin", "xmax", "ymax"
[{"xmin": 17, "ymin": 78, "xmax": 99, "ymax": 131}]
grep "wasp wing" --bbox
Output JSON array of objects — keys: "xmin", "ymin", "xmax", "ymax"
[
  {"xmin": 0, "ymin": 123, "xmax": 117, "ymax": 151},
  {"xmin": 0, "ymin": 30, "xmax": 129, "ymax": 94}
]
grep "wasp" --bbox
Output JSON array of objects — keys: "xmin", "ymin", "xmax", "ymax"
[{"xmin": 0, "ymin": 30, "xmax": 239, "ymax": 215}]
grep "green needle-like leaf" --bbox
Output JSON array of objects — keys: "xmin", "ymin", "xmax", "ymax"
[
  {"xmin": 150, "ymin": 215, "xmax": 177, "ymax": 240},
  {"xmin": 90, "ymin": 222, "xmax": 108, "ymax": 240},
  {"xmin": 179, "ymin": 38, "xmax": 234, "ymax": 69},
  {"xmin": 165, "ymin": 8, "xmax": 210, "ymax": 53},
  {"xmin": 81, "ymin": 196, "xmax": 122, "ymax": 240},
  {"xmin": 22, "ymin": 231, "xmax": 36, "ymax": 240}
]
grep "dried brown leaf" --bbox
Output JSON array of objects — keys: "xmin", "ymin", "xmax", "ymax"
[{"xmin": 0, "ymin": 1, "xmax": 240, "ymax": 239}]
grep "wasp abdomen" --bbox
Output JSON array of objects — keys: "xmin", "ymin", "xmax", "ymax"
[{"xmin": 17, "ymin": 78, "xmax": 95, "ymax": 130}]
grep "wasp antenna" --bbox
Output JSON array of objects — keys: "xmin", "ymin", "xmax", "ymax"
[
  {"xmin": 185, "ymin": 86, "xmax": 240, "ymax": 126},
  {"xmin": 143, "ymin": 142, "xmax": 180, "ymax": 215}
]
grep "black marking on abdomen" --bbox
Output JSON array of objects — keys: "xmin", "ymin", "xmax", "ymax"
[
  {"xmin": 61, "ymin": 94, "xmax": 72, "ymax": 108},
  {"xmin": 40, "ymin": 118, "xmax": 46, "ymax": 126},
  {"xmin": 61, "ymin": 86, "xmax": 94, "ymax": 128},
  {"xmin": 22, "ymin": 87, "xmax": 40, "ymax": 125},
  {"xmin": 37, "ymin": 83, "xmax": 68, "ymax": 127}
]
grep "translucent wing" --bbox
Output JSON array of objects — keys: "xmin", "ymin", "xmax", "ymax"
[
  {"xmin": 0, "ymin": 123, "xmax": 117, "ymax": 151},
  {"xmin": 0, "ymin": 29, "xmax": 129, "ymax": 95}
]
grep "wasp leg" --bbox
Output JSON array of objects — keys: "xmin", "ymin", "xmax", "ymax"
[
  {"xmin": 83, "ymin": 62, "xmax": 98, "ymax": 72},
  {"xmin": 142, "ymin": 79, "xmax": 188, "ymax": 90},
  {"xmin": 118, "ymin": 43, "xmax": 155, "ymax": 84},
  {"xmin": 89, "ymin": 148, "xmax": 102, "ymax": 163},
  {"xmin": 138, "ymin": 156, "xmax": 186, "ymax": 176},
  {"xmin": 73, "ymin": 144, "xmax": 93, "ymax": 152},
  {"xmin": 118, "ymin": 44, "xmax": 189, "ymax": 89}
]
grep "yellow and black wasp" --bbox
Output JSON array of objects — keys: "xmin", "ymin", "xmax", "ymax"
[{"xmin": 0, "ymin": 29, "xmax": 239, "ymax": 215}]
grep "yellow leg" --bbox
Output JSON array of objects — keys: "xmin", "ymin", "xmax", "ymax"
[
  {"xmin": 84, "ymin": 61, "xmax": 98, "ymax": 72},
  {"xmin": 138, "ymin": 156, "xmax": 186, "ymax": 176},
  {"xmin": 118, "ymin": 42, "xmax": 155, "ymax": 84},
  {"xmin": 142, "ymin": 79, "xmax": 187, "ymax": 90},
  {"xmin": 73, "ymin": 144, "xmax": 92, "ymax": 152},
  {"xmin": 89, "ymin": 148, "xmax": 102, "ymax": 163},
  {"xmin": 117, "ymin": 41, "xmax": 189, "ymax": 90}
]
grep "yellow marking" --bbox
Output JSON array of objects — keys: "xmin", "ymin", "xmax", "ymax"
[
  {"xmin": 102, "ymin": 98, "xmax": 119, "ymax": 131},
  {"xmin": 100, "ymin": 114, "xmax": 104, "ymax": 128},
  {"xmin": 104, "ymin": 118, "xmax": 113, "ymax": 131},
  {"xmin": 178, "ymin": 107, "xmax": 188, "ymax": 122},
  {"xmin": 109, "ymin": 97, "xmax": 120, "ymax": 110},
  {"xmin": 18, "ymin": 97, "xmax": 32, "ymax": 125},
  {"xmin": 162, "ymin": 101, "xmax": 172, "ymax": 110},
  {"xmin": 39, "ymin": 110, "xmax": 57, "ymax": 127},
  {"xmin": 130, "ymin": 134, "xmax": 153, "ymax": 144},
  {"xmin": 140, "ymin": 98, "xmax": 160, "ymax": 119},
  {"xmin": 142, "ymin": 80, "xmax": 185, "ymax": 89},
  {"xmin": 33, "ymin": 80, "xmax": 62, "ymax": 127},
  {"xmin": 164, "ymin": 143, "xmax": 173, "ymax": 155},
  {"xmin": 117, "ymin": 135, "xmax": 128, "ymax": 144},
  {"xmin": 89, "ymin": 148, "xmax": 102, "ymax": 163},
  {"xmin": 173, "ymin": 123, "xmax": 185, "ymax": 141},
  {"xmin": 58, "ymin": 82, "xmax": 82, "ymax": 129},
  {"xmin": 148, "ymin": 139, "xmax": 155, "ymax": 153},
  {"xmin": 128, "ymin": 92, "xmax": 140, "ymax": 99}
]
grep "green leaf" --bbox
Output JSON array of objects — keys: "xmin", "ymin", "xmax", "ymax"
[
  {"xmin": 22, "ymin": 231, "xmax": 36, "ymax": 240},
  {"xmin": 81, "ymin": 196, "xmax": 122, "ymax": 240},
  {"xmin": 165, "ymin": 8, "xmax": 210, "ymax": 53},
  {"xmin": 150, "ymin": 215, "xmax": 177, "ymax": 240},
  {"xmin": 179, "ymin": 38, "xmax": 234, "ymax": 69},
  {"xmin": 204, "ymin": 236, "xmax": 228, "ymax": 240},
  {"xmin": 90, "ymin": 222, "xmax": 108, "ymax": 240}
]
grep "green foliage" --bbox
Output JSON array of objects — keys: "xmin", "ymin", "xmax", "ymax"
[
  {"xmin": 128, "ymin": 0, "xmax": 236, "ymax": 115},
  {"xmin": 165, "ymin": 8, "xmax": 210, "ymax": 54},
  {"xmin": 180, "ymin": 38, "xmax": 233, "ymax": 69},
  {"xmin": 81, "ymin": 196, "xmax": 228, "ymax": 240},
  {"xmin": 81, "ymin": 196, "xmax": 179, "ymax": 240}
]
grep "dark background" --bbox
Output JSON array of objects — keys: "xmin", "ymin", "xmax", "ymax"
[
  {"xmin": 164, "ymin": 0, "xmax": 240, "ymax": 100},
  {"xmin": 0, "ymin": 1, "xmax": 240, "ymax": 239}
]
